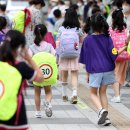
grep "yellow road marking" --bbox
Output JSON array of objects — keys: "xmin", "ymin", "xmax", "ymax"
[{"xmin": 77, "ymin": 98, "xmax": 89, "ymax": 110}]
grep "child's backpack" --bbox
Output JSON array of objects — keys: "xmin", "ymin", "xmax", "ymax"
[
  {"xmin": 0, "ymin": 31, "xmax": 5, "ymax": 44},
  {"xmin": 44, "ymin": 32, "xmax": 56, "ymax": 49},
  {"xmin": 59, "ymin": 27, "xmax": 80, "ymax": 59},
  {"xmin": 32, "ymin": 52, "xmax": 58, "ymax": 86},
  {"xmin": 0, "ymin": 62, "xmax": 22, "ymax": 121},
  {"xmin": 12, "ymin": 8, "xmax": 31, "ymax": 33},
  {"xmin": 109, "ymin": 27, "xmax": 130, "ymax": 61},
  {"xmin": 29, "ymin": 42, "xmax": 52, "ymax": 55}
]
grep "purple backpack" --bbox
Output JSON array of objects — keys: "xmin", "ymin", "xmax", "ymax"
[
  {"xmin": 0, "ymin": 31, "xmax": 5, "ymax": 44},
  {"xmin": 59, "ymin": 27, "xmax": 80, "ymax": 59}
]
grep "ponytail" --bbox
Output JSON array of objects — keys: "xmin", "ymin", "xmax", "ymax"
[
  {"xmin": 34, "ymin": 28, "xmax": 42, "ymax": 46},
  {"xmin": 91, "ymin": 14, "xmax": 109, "ymax": 36},
  {"xmin": 84, "ymin": 17, "xmax": 91, "ymax": 34},
  {"xmin": 34, "ymin": 24, "xmax": 47, "ymax": 46},
  {"xmin": 0, "ymin": 38, "xmax": 15, "ymax": 64}
]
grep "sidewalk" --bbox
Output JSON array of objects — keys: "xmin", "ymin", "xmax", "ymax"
[{"xmin": 24, "ymin": 67, "xmax": 130, "ymax": 130}]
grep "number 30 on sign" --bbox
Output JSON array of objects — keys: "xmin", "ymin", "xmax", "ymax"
[{"xmin": 40, "ymin": 64, "xmax": 53, "ymax": 80}]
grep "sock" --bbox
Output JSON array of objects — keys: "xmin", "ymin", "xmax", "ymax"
[
  {"xmin": 62, "ymin": 82, "xmax": 67, "ymax": 96},
  {"xmin": 72, "ymin": 89, "xmax": 77, "ymax": 97}
]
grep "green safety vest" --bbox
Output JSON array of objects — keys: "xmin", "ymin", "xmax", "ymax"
[
  {"xmin": 0, "ymin": 62, "xmax": 22, "ymax": 121},
  {"xmin": 32, "ymin": 52, "xmax": 58, "ymax": 86},
  {"xmin": 127, "ymin": 42, "xmax": 130, "ymax": 55}
]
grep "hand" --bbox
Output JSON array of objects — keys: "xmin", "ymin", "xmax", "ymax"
[
  {"xmin": 122, "ymin": 45, "xmax": 128, "ymax": 51},
  {"xmin": 86, "ymin": 73, "xmax": 89, "ymax": 83}
]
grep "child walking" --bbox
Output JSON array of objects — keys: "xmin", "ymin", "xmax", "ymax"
[
  {"xmin": 109, "ymin": 9, "xmax": 128, "ymax": 103},
  {"xmin": 79, "ymin": 13, "xmax": 127, "ymax": 126},
  {"xmin": 0, "ymin": 30, "xmax": 44, "ymax": 130},
  {"xmin": 28, "ymin": 24, "xmax": 56, "ymax": 118},
  {"xmin": 56, "ymin": 9, "xmax": 83, "ymax": 104}
]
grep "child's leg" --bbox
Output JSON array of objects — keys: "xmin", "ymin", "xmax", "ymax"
[
  {"xmin": 99, "ymin": 85, "xmax": 108, "ymax": 110},
  {"xmin": 58, "ymin": 69, "xmax": 62, "ymax": 81},
  {"xmin": 34, "ymin": 86, "xmax": 42, "ymax": 118},
  {"xmin": 99, "ymin": 85, "xmax": 111, "ymax": 126},
  {"xmin": 62, "ymin": 70, "xmax": 68, "ymax": 100},
  {"xmin": 70, "ymin": 70, "xmax": 78, "ymax": 104},
  {"xmin": 44, "ymin": 86, "xmax": 53, "ymax": 117},
  {"xmin": 90, "ymin": 87, "xmax": 108, "ymax": 125},
  {"xmin": 71, "ymin": 70, "xmax": 78, "ymax": 96},
  {"xmin": 44, "ymin": 86, "xmax": 52, "ymax": 103},
  {"xmin": 34, "ymin": 86, "xmax": 41, "ymax": 111},
  {"xmin": 111, "ymin": 82, "xmax": 121, "ymax": 103},
  {"xmin": 90, "ymin": 87, "xmax": 102, "ymax": 110},
  {"xmin": 112, "ymin": 82, "xmax": 120, "ymax": 97}
]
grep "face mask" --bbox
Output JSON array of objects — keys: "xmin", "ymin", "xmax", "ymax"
[
  {"xmin": 112, "ymin": 6, "xmax": 117, "ymax": 10},
  {"xmin": 77, "ymin": 2, "xmax": 82, "ymax": 7},
  {"xmin": 123, "ymin": 5, "xmax": 130, "ymax": 13},
  {"xmin": 64, "ymin": 1, "xmax": 70, "ymax": 6},
  {"xmin": 51, "ymin": 2, "xmax": 57, "ymax": 7}
]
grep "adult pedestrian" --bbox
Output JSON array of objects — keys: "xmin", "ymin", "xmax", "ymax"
[{"xmin": 25, "ymin": 0, "xmax": 45, "ymax": 48}]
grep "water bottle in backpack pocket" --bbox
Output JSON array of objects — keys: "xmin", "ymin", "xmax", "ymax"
[{"xmin": 59, "ymin": 27, "xmax": 80, "ymax": 59}]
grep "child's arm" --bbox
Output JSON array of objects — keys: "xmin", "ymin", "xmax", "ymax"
[
  {"xmin": 86, "ymin": 72, "xmax": 89, "ymax": 83},
  {"xmin": 117, "ymin": 45, "xmax": 127, "ymax": 55},
  {"xmin": 108, "ymin": 37, "xmax": 127, "ymax": 61},
  {"xmin": 56, "ymin": 38, "xmax": 60, "ymax": 48},
  {"xmin": 21, "ymin": 48, "xmax": 44, "ymax": 82}
]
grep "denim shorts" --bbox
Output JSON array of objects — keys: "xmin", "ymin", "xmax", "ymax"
[{"xmin": 89, "ymin": 71, "xmax": 115, "ymax": 88}]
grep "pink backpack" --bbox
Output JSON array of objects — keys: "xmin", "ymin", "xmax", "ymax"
[
  {"xmin": 44, "ymin": 32, "xmax": 56, "ymax": 49},
  {"xmin": 109, "ymin": 27, "xmax": 130, "ymax": 61}
]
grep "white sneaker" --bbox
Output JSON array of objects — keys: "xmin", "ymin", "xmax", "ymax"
[
  {"xmin": 111, "ymin": 96, "xmax": 121, "ymax": 103},
  {"xmin": 34, "ymin": 111, "xmax": 42, "ymax": 118},
  {"xmin": 98, "ymin": 109, "xmax": 108, "ymax": 125},
  {"xmin": 102, "ymin": 118, "xmax": 111, "ymax": 126}
]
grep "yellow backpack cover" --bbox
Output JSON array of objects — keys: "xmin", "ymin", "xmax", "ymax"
[
  {"xmin": 32, "ymin": 52, "xmax": 58, "ymax": 86},
  {"xmin": 0, "ymin": 62, "xmax": 22, "ymax": 121},
  {"xmin": 12, "ymin": 9, "xmax": 31, "ymax": 33}
]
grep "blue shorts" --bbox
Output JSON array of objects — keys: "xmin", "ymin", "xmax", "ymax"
[{"xmin": 89, "ymin": 71, "xmax": 115, "ymax": 88}]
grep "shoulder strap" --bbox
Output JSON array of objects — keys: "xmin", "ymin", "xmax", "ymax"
[
  {"xmin": 44, "ymin": 44, "xmax": 52, "ymax": 53},
  {"xmin": 23, "ymin": 8, "xmax": 31, "ymax": 32},
  {"xmin": 30, "ymin": 44, "xmax": 39, "ymax": 55},
  {"xmin": 0, "ymin": 30, "xmax": 5, "ymax": 34}
]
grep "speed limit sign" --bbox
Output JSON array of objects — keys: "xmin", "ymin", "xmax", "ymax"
[{"xmin": 40, "ymin": 64, "xmax": 53, "ymax": 80}]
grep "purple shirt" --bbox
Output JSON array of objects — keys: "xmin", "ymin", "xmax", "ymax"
[{"xmin": 79, "ymin": 34, "xmax": 118, "ymax": 73}]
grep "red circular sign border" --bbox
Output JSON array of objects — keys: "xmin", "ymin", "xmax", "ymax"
[{"xmin": 39, "ymin": 64, "xmax": 53, "ymax": 80}]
